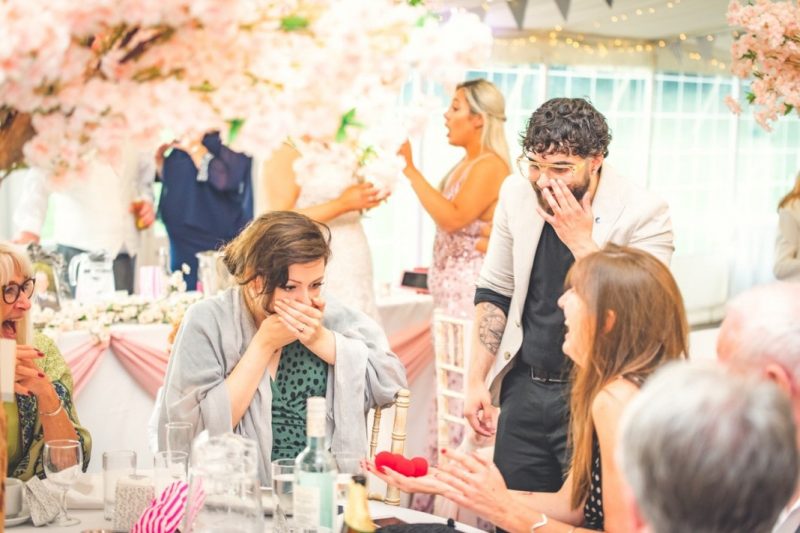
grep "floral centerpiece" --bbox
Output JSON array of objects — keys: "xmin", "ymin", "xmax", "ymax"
[
  {"xmin": 0, "ymin": 0, "xmax": 491, "ymax": 189},
  {"xmin": 32, "ymin": 267, "xmax": 201, "ymax": 340},
  {"xmin": 726, "ymin": 0, "xmax": 800, "ymax": 130}
]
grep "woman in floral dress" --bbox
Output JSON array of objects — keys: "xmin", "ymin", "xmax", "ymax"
[{"xmin": 399, "ymin": 79, "xmax": 511, "ymax": 513}]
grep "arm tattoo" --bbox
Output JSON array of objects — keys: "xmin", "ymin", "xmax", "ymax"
[{"xmin": 477, "ymin": 303, "xmax": 506, "ymax": 355}]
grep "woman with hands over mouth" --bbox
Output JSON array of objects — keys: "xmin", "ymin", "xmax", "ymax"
[
  {"xmin": 367, "ymin": 245, "xmax": 688, "ymax": 532},
  {"xmin": 0, "ymin": 243, "xmax": 91, "ymax": 480},
  {"xmin": 157, "ymin": 211, "xmax": 407, "ymax": 484}
]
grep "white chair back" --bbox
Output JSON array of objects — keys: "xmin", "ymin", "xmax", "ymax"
[{"xmin": 432, "ymin": 311, "xmax": 472, "ymax": 462}]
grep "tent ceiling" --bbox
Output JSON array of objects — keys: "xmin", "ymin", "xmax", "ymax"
[{"xmin": 436, "ymin": 0, "xmax": 732, "ymax": 41}]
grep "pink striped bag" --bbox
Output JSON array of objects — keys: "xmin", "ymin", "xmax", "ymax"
[{"xmin": 131, "ymin": 481, "xmax": 189, "ymax": 533}]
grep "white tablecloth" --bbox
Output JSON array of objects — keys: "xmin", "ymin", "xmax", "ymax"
[
  {"xmin": 11, "ymin": 500, "xmax": 481, "ymax": 532},
  {"xmin": 53, "ymin": 292, "xmax": 435, "ymax": 474},
  {"xmin": 53, "ymin": 323, "xmax": 172, "ymax": 474}
]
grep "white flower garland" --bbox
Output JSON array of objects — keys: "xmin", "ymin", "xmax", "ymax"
[{"xmin": 32, "ymin": 269, "xmax": 202, "ymax": 336}]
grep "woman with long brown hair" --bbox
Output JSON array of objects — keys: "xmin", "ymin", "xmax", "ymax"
[
  {"xmin": 775, "ymin": 171, "xmax": 800, "ymax": 281},
  {"xmin": 367, "ymin": 244, "xmax": 689, "ymax": 532},
  {"xmin": 157, "ymin": 211, "xmax": 407, "ymax": 484}
]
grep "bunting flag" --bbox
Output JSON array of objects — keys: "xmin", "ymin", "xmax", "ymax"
[
  {"xmin": 605, "ymin": 0, "xmax": 613, "ymax": 6},
  {"xmin": 554, "ymin": 0, "xmax": 571, "ymax": 20},
  {"xmin": 509, "ymin": 0, "xmax": 529, "ymax": 29},
  {"xmin": 695, "ymin": 36, "xmax": 713, "ymax": 59}
]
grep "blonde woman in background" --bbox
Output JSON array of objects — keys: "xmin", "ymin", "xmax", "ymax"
[
  {"xmin": 399, "ymin": 78, "xmax": 511, "ymax": 318},
  {"xmin": 399, "ymin": 79, "xmax": 510, "ymax": 517},
  {"xmin": 775, "ymin": 171, "xmax": 800, "ymax": 281},
  {"xmin": 258, "ymin": 144, "xmax": 386, "ymax": 319}
]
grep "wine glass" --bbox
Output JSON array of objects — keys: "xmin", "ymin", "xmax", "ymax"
[
  {"xmin": 165, "ymin": 421, "xmax": 194, "ymax": 457},
  {"xmin": 43, "ymin": 439, "xmax": 83, "ymax": 526},
  {"xmin": 153, "ymin": 451, "xmax": 188, "ymax": 498}
]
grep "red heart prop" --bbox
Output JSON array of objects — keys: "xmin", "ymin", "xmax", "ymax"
[
  {"xmin": 394, "ymin": 456, "xmax": 415, "ymax": 477},
  {"xmin": 411, "ymin": 457, "xmax": 428, "ymax": 477},
  {"xmin": 375, "ymin": 451, "xmax": 396, "ymax": 471}
]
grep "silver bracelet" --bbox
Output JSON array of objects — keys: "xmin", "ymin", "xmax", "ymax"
[
  {"xmin": 530, "ymin": 514, "xmax": 548, "ymax": 532},
  {"xmin": 40, "ymin": 399, "xmax": 63, "ymax": 417}
]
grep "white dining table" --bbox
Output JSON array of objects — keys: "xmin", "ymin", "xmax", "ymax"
[{"xmin": 11, "ymin": 499, "xmax": 482, "ymax": 533}]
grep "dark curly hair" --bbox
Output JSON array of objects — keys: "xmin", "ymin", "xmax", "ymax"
[{"xmin": 521, "ymin": 98, "xmax": 612, "ymax": 158}]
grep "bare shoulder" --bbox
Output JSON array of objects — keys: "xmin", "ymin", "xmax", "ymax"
[
  {"xmin": 471, "ymin": 152, "xmax": 510, "ymax": 179},
  {"xmin": 591, "ymin": 379, "xmax": 639, "ymax": 420}
]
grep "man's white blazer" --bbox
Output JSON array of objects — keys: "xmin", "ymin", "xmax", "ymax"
[{"xmin": 476, "ymin": 165, "xmax": 675, "ymax": 404}]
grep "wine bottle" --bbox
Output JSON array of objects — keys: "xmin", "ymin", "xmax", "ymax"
[
  {"xmin": 294, "ymin": 397, "xmax": 338, "ymax": 532},
  {"xmin": 341, "ymin": 474, "xmax": 375, "ymax": 533}
]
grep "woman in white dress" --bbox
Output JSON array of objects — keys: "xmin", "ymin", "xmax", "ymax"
[{"xmin": 258, "ymin": 144, "xmax": 384, "ymax": 319}]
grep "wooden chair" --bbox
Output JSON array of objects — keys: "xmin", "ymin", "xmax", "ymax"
[
  {"xmin": 432, "ymin": 311, "xmax": 472, "ymax": 463},
  {"xmin": 367, "ymin": 388, "xmax": 410, "ymax": 506}
]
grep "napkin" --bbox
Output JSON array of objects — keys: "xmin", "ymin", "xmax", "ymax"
[
  {"xmin": 23, "ymin": 477, "xmax": 60, "ymax": 526},
  {"xmin": 131, "ymin": 480, "xmax": 188, "ymax": 533},
  {"xmin": 66, "ymin": 472, "xmax": 104, "ymax": 509}
]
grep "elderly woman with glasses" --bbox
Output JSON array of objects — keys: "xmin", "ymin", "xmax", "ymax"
[{"xmin": 0, "ymin": 243, "xmax": 91, "ymax": 480}]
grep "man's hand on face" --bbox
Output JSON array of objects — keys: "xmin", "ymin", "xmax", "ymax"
[{"xmin": 535, "ymin": 179, "xmax": 598, "ymax": 260}]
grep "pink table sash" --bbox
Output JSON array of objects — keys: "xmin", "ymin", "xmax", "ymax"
[
  {"xmin": 110, "ymin": 333, "xmax": 171, "ymax": 398},
  {"xmin": 61, "ymin": 321, "xmax": 433, "ymax": 399},
  {"xmin": 61, "ymin": 338, "xmax": 109, "ymax": 397},
  {"xmin": 60, "ymin": 332, "xmax": 170, "ymax": 398},
  {"xmin": 388, "ymin": 321, "xmax": 433, "ymax": 383}
]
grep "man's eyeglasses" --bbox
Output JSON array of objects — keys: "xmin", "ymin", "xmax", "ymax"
[
  {"xmin": 516, "ymin": 155, "xmax": 587, "ymax": 180},
  {"xmin": 2, "ymin": 278, "xmax": 35, "ymax": 305}
]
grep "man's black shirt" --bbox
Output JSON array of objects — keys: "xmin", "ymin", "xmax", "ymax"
[{"xmin": 474, "ymin": 222, "xmax": 575, "ymax": 376}]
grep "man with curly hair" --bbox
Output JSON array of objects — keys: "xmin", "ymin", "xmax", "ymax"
[{"xmin": 465, "ymin": 98, "xmax": 674, "ymax": 496}]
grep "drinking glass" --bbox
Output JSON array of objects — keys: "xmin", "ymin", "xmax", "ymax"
[
  {"xmin": 43, "ymin": 439, "xmax": 83, "ymax": 526},
  {"xmin": 271, "ymin": 458, "xmax": 295, "ymax": 532},
  {"xmin": 154, "ymin": 451, "xmax": 189, "ymax": 497},
  {"xmin": 102, "ymin": 450, "xmax": 136, "ymax": 520},
  {"xmin": 165, "ymin": 421, "xmax": 194, "ymax": 457}
]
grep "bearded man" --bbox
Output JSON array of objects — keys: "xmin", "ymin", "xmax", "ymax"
[{"xmin": 465, "ymin": 97, "xmax": 674, "ymax": 499}]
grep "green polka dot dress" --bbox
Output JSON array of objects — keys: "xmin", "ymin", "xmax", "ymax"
[{"xmin": 270, "ymin": 340, "xmax": 328, "ymax": 460}]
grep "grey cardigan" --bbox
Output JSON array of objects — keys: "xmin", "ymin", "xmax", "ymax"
[{"xmin": 155, "ymin": 287, "xmax": 407, "ymax": 483}]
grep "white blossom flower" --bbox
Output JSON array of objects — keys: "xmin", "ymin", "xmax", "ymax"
[{"xmin": 1, "ymin": 1, "xmax": 491, "ymax": 184}]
